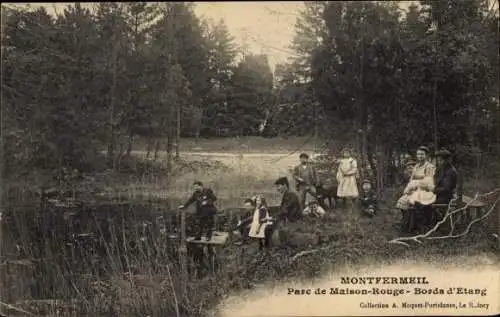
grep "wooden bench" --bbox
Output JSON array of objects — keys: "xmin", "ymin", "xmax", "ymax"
[{"xmin": 432, "ymin": 195, "xmax": 487, "ymax": 226}]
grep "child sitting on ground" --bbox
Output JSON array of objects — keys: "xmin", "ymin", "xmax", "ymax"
[
  {"xmin": 359, "ymin": 179, "xmax": 377, "ymax": 217},
  {"xmin": 302, "ymin": 199, "xmax": 327, "ymax": 218}
]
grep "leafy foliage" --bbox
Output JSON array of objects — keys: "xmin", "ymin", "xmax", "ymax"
[{"xmin": 1, "ymin": 3, "xmax": 278, "ymax": 176}]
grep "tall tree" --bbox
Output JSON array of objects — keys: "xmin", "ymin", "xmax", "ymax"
[
  {"xmin": 289, "ymin": 1, "xmax": 328, "ymax": 82},
  {"xmin": 201, "ymin": 17, "xmax": 238, "ymax": 137},
  {"xmin": 227, "ymin": 54, "xmax": 274, "ymax": 136}
]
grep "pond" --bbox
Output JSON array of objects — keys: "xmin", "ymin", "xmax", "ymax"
[{"xmin": 0, "ymin": 196, "xmax": 244, "ymax": 316}]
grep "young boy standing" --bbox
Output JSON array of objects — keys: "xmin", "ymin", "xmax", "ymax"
[{"xmin": 179, "ymin": 181, "xmax": 217, "ymax": 241}]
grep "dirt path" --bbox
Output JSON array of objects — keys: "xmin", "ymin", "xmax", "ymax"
[{"xmin": 133, "ymin": 150, "xmax": 324, "ymax": 185}]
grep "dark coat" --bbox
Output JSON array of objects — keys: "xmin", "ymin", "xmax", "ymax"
[
  {"xmin": 433, "ymin": 163, "xmax": 458, "ymax": 204},
  {"xmin": 280, "ymin": 190, "xmax": 301, "ymax": 222},
  {"xmin": 293, "ymin": 164, "xmax": 318, "ymax": 189},
  {"xmin": 183, "ymin": 188, "xmax": 217, "ymax": 216}
]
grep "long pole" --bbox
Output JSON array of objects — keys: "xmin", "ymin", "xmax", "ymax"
[
  {"xmin": 175, "ymin": 101, "xmax": 181, "ymax": 160},
  {"xmin": 432, "ymin": 78, "xmax": 439, "ymax": 152},
  {"xmin": 179, "ymin": 208, "xmax": 187, "ymax": 294}
]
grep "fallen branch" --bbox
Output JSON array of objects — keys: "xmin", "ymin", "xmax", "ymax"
[
  {"xmin": 290, "ymin": 245, "xmax": 332, "ymax": 263},
  {"xmin": 388, "ymin": 188, "xmax": 500, "ymax": 247},
  {"xmin": 427, "ymin": 197, "xmax": 499, "ymax": 240},
  {"xmin": 0, "ymin": 300, "xmax": 39, "ymax": 317}
]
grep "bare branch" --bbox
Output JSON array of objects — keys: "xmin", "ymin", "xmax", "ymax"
[
  {"xmin": 290, "ymin": 245, "xmax": 332, "ymax": 263},
  {"xmin": 388, "ymin": 188, "xmax": 500, "ymax": 247},
  {"xmin": 427, "ymin": 196, "xmax": 500, "ymax": 240},
  {"xmin": 0, "ymin": 300, "xmax": 39, "ymax": 317}
]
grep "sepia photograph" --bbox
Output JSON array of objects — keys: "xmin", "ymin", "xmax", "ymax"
[{"xmin": 1, "ymin": 1, "xmax": 499, "ymax": 317}]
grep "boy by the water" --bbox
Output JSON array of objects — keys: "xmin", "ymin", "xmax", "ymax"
[
  {"xmin": 178, "ymin": 181, "xmax": 217, "ymax": 241},
  {"xmin": 359, "ymin": 179, "xmax": 377, "ymax": 217}
]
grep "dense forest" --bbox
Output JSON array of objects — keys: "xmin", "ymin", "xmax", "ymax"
[{"xmin": 2, "ymin": 1, "xmax": 499, "ymax": 179}]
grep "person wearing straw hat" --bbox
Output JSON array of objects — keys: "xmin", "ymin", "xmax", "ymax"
[{"xmin": 336, "ymin": 147, "xmax": 360, "ymax": 205}]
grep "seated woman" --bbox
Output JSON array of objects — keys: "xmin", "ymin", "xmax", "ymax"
[{"xmin": 396, "ymin": 146, "xmax": 436, "ymax": 232}]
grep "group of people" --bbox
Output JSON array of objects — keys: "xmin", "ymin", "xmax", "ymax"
[
  {"xmin": 176, "ymin": 145, "xmax": 458, "ymax": 254},
  {"xmin": 177, "ymin": 147, "xmax": 379, "ymax": 253},
  {"xmin": 396, "ymin": 146, "xmax": 458, "ymax": 233},
  {"xmin": 292, "ymin": 148, "xmax": 375, "ymax": 216}
]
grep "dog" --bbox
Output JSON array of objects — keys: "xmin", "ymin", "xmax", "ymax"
[{"xmin": 313, "ymin": 181, "xmax": 338, "ymax": 211}]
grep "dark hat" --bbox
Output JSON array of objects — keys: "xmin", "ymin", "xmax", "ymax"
[
  {"xmin": 274, "ymin": 177, "xmax": 289, "ymax": 187},
  {"xmin": 406, "ymin": 159, "xmax": 417, "ymax": 166},
  {"xmin": 435, "ymin": 149, "xmax": 451, "ymax": 159},
  {"xmin": 362, "ymin": 179, "xmax": 371, "ymax": 184},
  {"xmin": 299, "ymin": 153, "xmax": 309, "ymax": 159},
  {"xmin": 417, "ymin": 146, "xmax": 429, "ymax": 154}
]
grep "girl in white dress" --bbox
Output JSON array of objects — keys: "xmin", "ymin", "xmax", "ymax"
[
  {"xmin": 248, "ymin": 195, "xmax": 272, "ymax": 251},
  {"xmin": 336, "ymin": 148, "xmax": 360, "ymax": 203}
]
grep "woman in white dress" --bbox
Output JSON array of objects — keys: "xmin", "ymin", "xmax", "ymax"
[
  {"xmin": 396, "ymin": 146, "xmax": 436, "ymax": 211},
  {"xmin": 248, "ymin": 195, "xmax": 272, "ymax": 251},
  {"xmin": 336, "ymin": 148, "xmax": 359, "ymax": 204}
]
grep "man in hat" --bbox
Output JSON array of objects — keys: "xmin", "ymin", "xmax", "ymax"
[
  {"xmin": 274, "ymin": 177, "xmax": 301, "ymax": 224},
  {"xmin": 292, "ymin": 153, "xmax": 319, "ymax": 211},
  {"xmin": 433, "ymin": 149, "xmax": 458, "ymax": 205},
  {"xmin": 179, "ymin": 181, "xmax": 218, "ymax": 241}
]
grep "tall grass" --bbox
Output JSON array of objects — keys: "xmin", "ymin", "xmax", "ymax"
[{"xmin": 1, "ymin": 155, "xmax": 287, "ymax": 317}]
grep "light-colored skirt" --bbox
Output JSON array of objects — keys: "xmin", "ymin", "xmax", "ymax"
[
  {"xmin": 249, "ymin": 210, "xmax": 268, "ymax": 239},
  {"xmin": 337, "ymin": 175, "xmax": 359, "ymax": 198}
]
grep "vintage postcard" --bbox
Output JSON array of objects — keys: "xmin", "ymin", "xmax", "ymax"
[{"xmin": 1, "ymin": 1, "xmax": 499, "ymax": 317}]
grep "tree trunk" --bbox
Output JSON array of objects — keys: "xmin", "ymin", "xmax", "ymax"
[
  {"xmin": 107, "ymin": 36, "xmax": 119, "ymax": 169},
  {"xmin": 496, "ymin": 99, "xmax": 500, "ymax": 156},
  {"xmin": 194, "ymin": 106, "xmax": 201, "ymax": 143},
  {"xmin": 126, "ymin": 130, "xmax": 133, "ymax": 157},
  {"xmin": 366, "ymin": 138, "xmax": 377, "ymax": 184},
  {"xmin": 175, "ymin": 101, "xmax": 181, "ymax": 160},
  {"xmin": 166, "ymin": 99, "xmax": 174, "ymax": 174},
  {"xmin": 153, "ymin": 140, "xmax": 160, "ymax": 162}
]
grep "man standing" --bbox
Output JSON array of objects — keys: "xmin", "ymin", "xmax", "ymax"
[
  {"xmin": 179, "ymin": 181, "xmax": 217, "ymax": 241},
  {"xmin": 274, "ymin": 177, "xmax": 301, "ymax": 224},
  {"xmin": 292, "ymin": 153, "xmax": 318, "ymax": 211}
]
